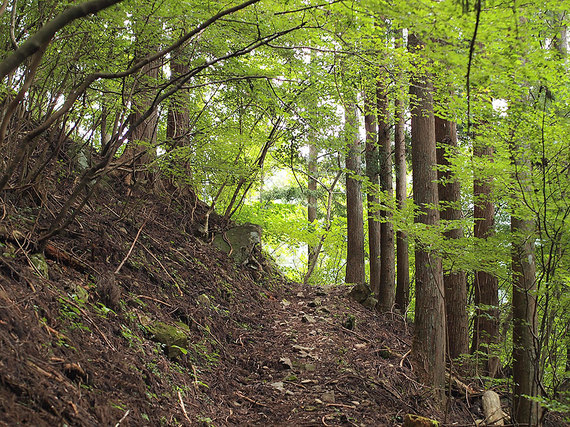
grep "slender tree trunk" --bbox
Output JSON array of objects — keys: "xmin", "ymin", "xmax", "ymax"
[
  {"xmin": 511, "ymin": 152, "xmax": 541, "ymax": 425},
  {"xmin": 394, "ymin": 32, "xmax": 409, "ymax": 313},
  {"xmin": 435, "ymin": 117, "xmax": 468, "ymax": 360},
  {"xmin": 409, "ymin": 33, "xmax": 446, "ymax": 401},
  {"xmin": 377, "ymin": 82, "xmax": 395, "ymax": 311},
  {"xmin": 364, "ymin": 91, "xmax": 381, "ymax": 294},
  {"xmin": 307, "ymin": 142, "xmax": 319, "ymax": 281},
  {"xmin": 345, "ymin": 102, "xmax": 366, "ymax": 284},
  {"xmin": 471, "ymin": 141, "xmax": 501, "ymax": 376}
]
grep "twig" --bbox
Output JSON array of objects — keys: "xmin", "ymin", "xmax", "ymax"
[
  {"xmin": 114, "ymin": 409, "xmax": 130, "ymax": 426},
  {"xmin": 235, "ymin": 391, "xmax": 269, "ymax": 407},
  {"xmin": 135, "ymin": 294, "xmax": 172, "ymax": 307},
  {"xmin": 178, "ymin": 391, "xmax": 193, "ymax": 424},
  {"xmin": 115, "ymin": 218, "xmax": 148, "ymax": 274},
  {"xmin": 322, "ymin": 414, "xmax": 332, "ymax": 426},
  {"xmin": 326, "ymin": 403, "xmax": 357, "ymax": 409},
  {"xmin": 399, "ymin": 349, "xmax": 411, "ymax": 368},
  {"xmin": 139, "ymin": 242, "xmax": 183, "ymax": 296}
]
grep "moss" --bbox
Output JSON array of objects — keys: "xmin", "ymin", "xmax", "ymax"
[{"xmin": 146, "ymin": 321, "xmax": 190, "ymax": 359}]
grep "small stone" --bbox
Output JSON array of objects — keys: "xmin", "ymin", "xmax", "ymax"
[
  {"xmin": 351, "ymin": 401, "xmax": 360, "ymax": 406},
  {"xmin": 197, "ymin": 294, "xmax": 210, "ymax": 305},
  {"xmin": 354, "ymin": 343, "xmax": 367, "ymax": 350},
  {"xmin": 308, "ymin": 297, "xmax": 322, "ymax": 307},
  {"xmin": 30, "ymin": 253, "xmax": 49, "ymax": 278},
  {"xmin": 279, "ymin": 357, "xmax": 293, "ymax": 370},
  {"xmin": 281, "ymin": 299, "xmax": 291, "ymax": 307},
  {"xmin": 270, "ymin": 381, "xmax": 285, "ymax": 392},
  {"xmin": 321, "ymin": 391, "xmax": 335, "ymax": 403},
  {"xmin": 297, "ymin": 292, "xmax": 304, "ymax": 298},
  {"xmin": 302, "ymin": 314, "xmax": 316, "ymax": 323},
  {"xmin": 304, "ymin": 363, "xmax": 316, "ymax": 372}
]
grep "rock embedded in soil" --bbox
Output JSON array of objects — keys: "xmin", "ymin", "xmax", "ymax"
[{"xmin": 482, "ymin": 390, "xmax": 504, "ymax": 426}]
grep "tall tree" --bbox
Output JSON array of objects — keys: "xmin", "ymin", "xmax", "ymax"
[
  {"xmin": 364, "ymin": 90, "xmax": 381, "ymax": 294},
  {"xmin": 471, "ymin": 140, "xmax": 501, "ymax": 376},
  {"xmin": 393, "ymin": 31, "xmax": 409, "ymax": 312},
  {"xmin": 377, "ymin": 83, "xmax": 395, "ymax": 311},
  {"xmin": 307, "ymin": 141, "xmax": 319, "ymax": 280},
  {"xmin": 511, "ymin": 147, "xmax": 541, "ymax": 425},
  {"xmin": 409, "ymin": 33, "xmax": 446, "ymax": 400},
  {"xmin": 435, "ymin": 116, "xmax": 468, "ymax": 359},
  {"xmin": 344, "ymin": 101, "xmax": 366, "ymax": 284}
]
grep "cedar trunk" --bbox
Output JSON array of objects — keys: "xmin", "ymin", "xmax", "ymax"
[
  {"xmin": 364, "ymin": 92, "xmax": 381, "ymax": 294},
  {"xmin": 409, "ymin": 34, "xmax": 446, "ymax": 400},
  {"xmin": 378, "ymin": 84, "xmax": 395, "ymax": 311},
  {"xmin": 435, "ymin": 117, "xmax": 468, "ymax": 359},
  {"xmin": 345, "ymin": 103, "xmax": 366, "ymax": 284},
  {"xmin": 471, "ymin": 142, "xmax": 500, "ymax": 376},
  {"xmin": 394, "ymin": 32, "xmax": 409, "ymax": 312}
]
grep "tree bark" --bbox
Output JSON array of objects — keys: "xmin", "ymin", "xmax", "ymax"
[
  {"xmin": 122, "ymin": 56, "xmax": 160, "ymax": 189},
  {"xmin": 409, "ymin": 33, "xmax": 446, "ymax": 401},
  {"xmin": 364, "ymin": 91, "xmax": 381, "ymax": 294},
  {"xmin": 307, "ymin": 142, "xmax": 319, "ymax": 279},
  {"xmin": 435, "ymin": 117, "xmax": 468, "ymax": 360},
  {"xmin": 394, "ymin": 31, "xmax": 409, "ymax": 313},
  {"xmin": 471, "ymin": 142, "xmax": 501, "ymax": 377},
  {"xmin": 377, "ymin": 82, "xmax": 395, "ymax": 311},
  {"xmin": 345, "ymin": 102, "xmax": 366, "ymax": 284},
  {"xmin": 511, "ymin": 148, "xmax": 541, "ymax": 425}
]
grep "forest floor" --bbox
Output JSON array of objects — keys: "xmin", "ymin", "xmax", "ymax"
[{"xmin": 0, "ymin": 161, "xmax": 565, "ymax": 426}]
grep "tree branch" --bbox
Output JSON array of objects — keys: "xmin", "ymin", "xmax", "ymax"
[{"xmin": 0, "ymin": 0, "xmax": 124, "ymax": 80}]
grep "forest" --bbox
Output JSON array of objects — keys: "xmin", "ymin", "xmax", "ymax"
[{"xmin": 0, "ymin": 0, "xmax": 569, "ymax": 425}]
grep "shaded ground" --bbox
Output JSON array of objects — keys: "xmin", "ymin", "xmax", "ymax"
[{"xmin": 0, "ymin": 167, "xmax": 564, "ymax": 426}]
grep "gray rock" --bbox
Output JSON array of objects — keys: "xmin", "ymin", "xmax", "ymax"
[
  {"xmin": 213, "ymin": 223, "xmax": 262, "ymax": 264},
  {"xmin": 347, "ymin": 283, "xmax": 371, "ymax": 303},
  {"xmin": 362, "ymin": 296, "xmax": 378, "ymax": 310}
]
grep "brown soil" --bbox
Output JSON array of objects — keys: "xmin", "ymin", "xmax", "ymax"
[{"xmin": 0, "ymin": 169, "xmax": 562, "ymax": 426}]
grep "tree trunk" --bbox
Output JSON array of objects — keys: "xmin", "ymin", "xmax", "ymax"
[
  {"xmin": 471, "ymin": 141, "xmax": 501, "ymax": 377},
  {"xmin": 409, "ymin": 33, "xmax": 446, "ymax": 401},
  {"xmin": 435, "ymin": 117, "xmax": 468, "ymax": 360},
  {"xmin": 364, "ymin": 91, "xmax": 381, "ymax": 294},
  {"xmin": 511, "ymin": 153, "xmax": 541, "ymax": 425},
  {"xmin": 345, "ymin": 102, "xmax": 366, "ymax": 284},
  {"xmin": 122, "ymin": 56, "xmax": 160, "ymax": 189},
  {"xmin": 377, "ymin": 83, "xmax": 395, "ymax": 311},
  {"xmin": 394, "ymin": 31, "xmax": 409, "ymax": 313},
  {"xmin": 307, "ymin": 142, "xmax": 319, "ymax": 280}
]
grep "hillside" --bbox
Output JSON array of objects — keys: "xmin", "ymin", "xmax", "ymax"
[{"xmin": 0, "ymin": 168, "xmax": 559, "ymax": 426}]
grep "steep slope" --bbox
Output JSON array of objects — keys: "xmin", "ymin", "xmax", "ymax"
[{"xmin": 0, "ymin": 167, "xmax": 515, "ymax": 426}]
